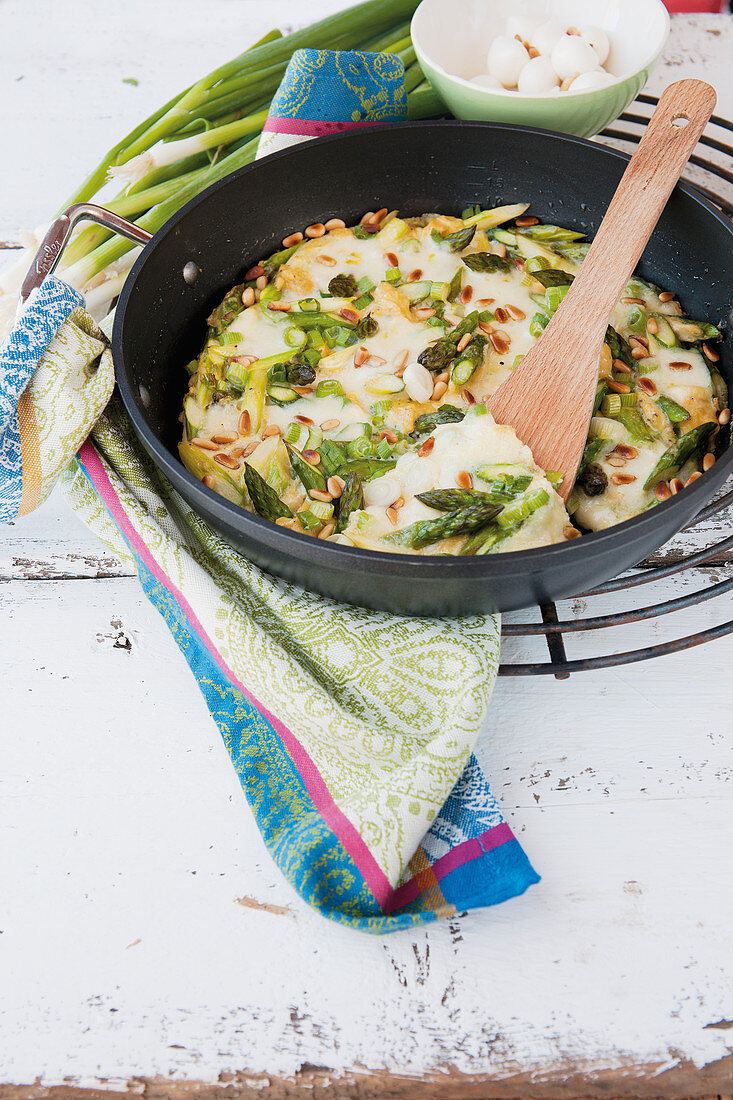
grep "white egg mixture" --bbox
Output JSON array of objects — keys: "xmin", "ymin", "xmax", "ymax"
[{"xmin": 180, "ymin": 207, "xmax": 725, "ymax": 557}]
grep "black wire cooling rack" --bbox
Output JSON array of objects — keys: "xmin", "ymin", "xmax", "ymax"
[{"xmin": 499, "ymin": 95, "xmax": 733, "ymax": 677}]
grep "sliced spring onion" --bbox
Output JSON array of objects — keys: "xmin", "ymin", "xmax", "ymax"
[
  {"xmin": 589, "ymin": 416, "xmax": 630, "ymax": 445},
  {"xmin": 267, "ymin": 384, "xmax": 298, "ymax": 404},
  {"xmin": 364, "ymin": 374, "xmax": 405, "ymax": 395},
  {"xmin": 298, "ymin": 297, "xmax": 321, "ymax": 313},
  {"xmin": 284, "ymin": 326, "xmax": 308, "ymax": 348},
  {"xmin": 385, "ymin": 267, "xmax": 402, "ymax": 284},
  {"xmin": 315, "ymin": 379, "xmax": 344, "ymax": 398}
]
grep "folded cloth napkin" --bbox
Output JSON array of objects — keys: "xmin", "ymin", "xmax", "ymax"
[{"xmin": 0, "ymin": 50, "xmax": 539, "ymax": 930}]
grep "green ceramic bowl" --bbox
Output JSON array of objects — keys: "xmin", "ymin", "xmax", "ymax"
[{"xmin": 411, "ymin": 0, "xmax": 669, "ymax": 139}]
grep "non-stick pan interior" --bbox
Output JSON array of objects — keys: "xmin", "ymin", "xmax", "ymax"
[{"xmin": 112, "ymin": 121, "xmax": 733, "ymax": 614}]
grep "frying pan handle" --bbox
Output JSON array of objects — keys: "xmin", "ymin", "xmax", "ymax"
[{"xmin": 20, "ymin": 203, "xmax": 153, "ymax": 302}]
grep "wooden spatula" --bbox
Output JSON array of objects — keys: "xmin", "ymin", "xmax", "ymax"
[{"xmin": 488, "ymin": 79, "xmax": 716, "ymax": 500}]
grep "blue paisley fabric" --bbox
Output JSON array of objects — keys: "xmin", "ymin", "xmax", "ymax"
[{"xmin": 268, "ymin": 49, "xmax": 407, "ymax": 124}]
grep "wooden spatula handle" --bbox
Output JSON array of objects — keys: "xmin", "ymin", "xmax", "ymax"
[{"xmin": 564, "ymin": 79, "xmax": 717, "ymax": 321}]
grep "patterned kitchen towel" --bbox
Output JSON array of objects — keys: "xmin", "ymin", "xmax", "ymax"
[
  {"xmin": 257, "ymin": 48, "xmax": 407, "ymax": 158},
  {"xmin": 0, "ymin": 51, "xmax": 539, "ymax": 931}
]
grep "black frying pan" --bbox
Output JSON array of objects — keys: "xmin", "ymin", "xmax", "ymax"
[{"xmin": 27, "ymin": 121, "xmax": 733, "ymax": 615}]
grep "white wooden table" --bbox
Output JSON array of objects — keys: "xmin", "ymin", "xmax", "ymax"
[{"xmin": 1, "ymin": 4, "xmax": 733, "ymax": 1096}]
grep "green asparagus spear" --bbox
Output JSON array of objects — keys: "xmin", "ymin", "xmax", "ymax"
[
  {"xmin": 207, "ymin": 283, "xmax": 246, "ymax": 332},
  {"xmin": 655, "ymin": 395, "xmax": 690, "ymax": 423},
  {"xmin": 531, "ymin": 269, "xmax": 575, "ymax": 289},
  {"xmin": 431, "ymin": 224, "xmax": 476, "ymax": 252},
  {"xmin": 417, "ymin": 312, "xmax": 479, "ymax": 373},
  {"xmin": 462, "ymin": 252, "xmax": 513, "ymax": 274},
  {"xmin": 642, "ymin": 422, "xmax": 717, "ymax": 489},
  {"xmin": 667, "ymin": 316, "xmax": 721, "ymax": 343},
  {"xmin": 382, "ymin": 502, "xmax": 503, "ymax": 550},
  {"xmin": 344, "ymin": 458, "xmax": 397, "ymax": 480},
  {"xmin": 356, "ymin": 315, "xmax": 379, "ymax": 339},
  {"xmin": 410, "ymin": 405, "xmax": 465, "ymax": 436},
  {"xmin": 336, "ymin": 472, "xmax": 364, "ymax": 532},
  {"xmin": 451, "ymin": 334, "xmax": 487, "ymax": 385},
  {"xmin": 416, "ymin": 482, "xmax": 529, "ymax": 510},
  {"xmin": 579, "ymin": 437, "xmax": 605, "ymax": 472},
  {"xmin": 614, "ymin": 408, "xmax": 654, "ymax": 443},
  {"xmin": 318, "ymin": 439, "xmax": 349, "ymax": 477},
  {"xmin": 244, "ymin": 464, "xmax": 293, "ymax": 520},
  {"xmin": 286, "ymin": 442, "xmax": 328, "ymax": 493},
  {"xmin": 605, "ymin": 325, "xmax": 637, "ymax": 370},
  {"xmin": 328, "ymin": 273, "xmax": 360, "ymax": 297},
  {"xmin": 460, "ymin": 488, "xmax": 550, "ymax": 554}
]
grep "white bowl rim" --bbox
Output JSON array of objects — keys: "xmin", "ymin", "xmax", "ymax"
[{"xmin": 411, "ymin": 0, "xmax": 670, "ymax": 101}]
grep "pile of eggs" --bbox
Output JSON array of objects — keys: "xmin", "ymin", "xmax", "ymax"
[{"xmin": 471, "ymin": 15, "xmax": 614, "ymax": 95}]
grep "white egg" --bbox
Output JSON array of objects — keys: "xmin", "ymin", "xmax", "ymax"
[
  {"xmin": 568, "ymin": 69, "xmax": 615, "ymax": 92},
  {"xmin": 530, "ymin": 19, "xmax": 564, "ymax": 57},
  {"xmin": 506, "ymin": 15, "xmax": 542, "ymax": 42},
  {"xmin": 403, "ymin": 361, "xmax": 434, "ymax": 403},
  {"xmin": 550, "ymin": 33, "xmax": 600, "ymax": 81},
  {"xmin": 363, "ymin": 474, "xmax": 401, "ymax": 508},
  {"xmin": 486, "ymin": 35, "xmax": 530, "ymax": 88},
  {"xmin": 470, "ymin": 72, "xmax": 503, "ymax": 89},
  {"xmin": 517, "ymin": 55, "xmax": 559, "ymax": 94},
  {"xmin": 579, "ymin": 23, "xmax": 610, "ymax": 65}
]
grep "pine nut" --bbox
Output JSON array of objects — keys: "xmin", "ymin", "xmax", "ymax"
[
  {"xmin": 302, "ymin": 449, "xmax": 319, "ymax": 462},
  {"xmin": 414, "ymin": 308, "xmax": 436, "ymax": 320},
  {"xmin": 658, "ymin": 290, "xmax": 675, "ymax": 303},
  {"xmin": 630, "ymin": 335, "xmax": 649, "ymax": 349},
  {"xmin": 242, "ymin": 287, "xmax": 256, "ymax": 307},
  {"xmin": 230, "ymin": 445, "xmax": 247, "ymax": 459},
  {"xmin": 607, "ymin": 379, "xmax": 631, "ymax": 394},
  {"xmin": 256, "ymin": 275, "xmax": 268, "ymax": 290},
  {"xmin": 615, "ymin": 444, "xmax": 638, "ymax": 459},
  {"xmin": 386, "ymin": 252, "xmax": 399, "ymax": 267},
  {"xmin": 392, "ymin": 496, "xmax": 405, "ymax": 510},
  {"xmin": 655, "ymin": 481, "xmax": 672, "ymax": 502},
  {"xmin": 202, "ymin": 475, "xmax": 216, "ymax": 489},
  {"xmin": 282, "ymin": 232, "xmax": 304, "ymax": 248},
  {"xmin": 262, "ymin": 424, "xmax": 281, "ymax": 438},
  {"xmin": 294, "ymin": 415, "xmax": 313, "ymax": 425},
  {"xmin": 476, "ymin": 298, "xmax": 495, "ymax": 307},
  {"xmin": 563, "ymin": 525, "xmax": 581, "ymax": 539},
  {"xmin": 489, "ymin": 241, "xmax": 507, "ymax": 259},
  {"xmin": 456, "ymin": 470, "xmax": 473, "ymax": 489},
  {"xmin": 611, "ymin": 473, "xmax": 636, "ymax": 485},
  {"xmin": 494, "ymin": 307, "xmax": 508, "ymax": 324},
  {"xmin": 515, "ymin": 215, "xmax": 539, "ymax": 227},
  {"xmin": 637, "ymin": 377, "xmax": 657, "ymax": 396},
  {"xmin": 685, "ymin": 471, "xmax": 702, "ymax": 487},
  {"xmin": 612, "ymin": 359, "xmax": 633, "ymax": 374},
  {"xmin": 305, "ymin": 223, "xmax": 325, "ymax": 238},
  {"xmin": 607, "ymin": 456, "xmax": 627, "ymax": 468},
  {"xmin": 718, "ymin": 408, "xmax": 731, "ymax": 425},
  {"xmin": 631, "ymin": 347, "xmax": 647, "ymax": 360},
  {"xmin": 489, "ymin": 332, "xmax": 510, "ymax": 354},
  {"xmin": 339, "ymin": 308, "xmax": 360, "ymax": 324},
  {"xmin": 327, "ymin": 476, "xmax": 345, "ymax": 498},
  {"xmin": 309, "ymin": 489, "xmax": 332, "ymax": 503},
  {"xmin": 373, "ymin": 207, "xmax": 388, "ymax": 224},
  {"xmin": 380, "ymin": 430, "xmax": 398, "ymax": 444},
  {"xmin": 354, "ymin": 346, "xmax": 369, "ymax": 367},
  {"xmin": 567, "ymin": 25, "xmax": 580, "ymax": 34},
  {"xmin": 432, "ymin": 380, "xmax": 448, "ymax": 400},
  {"xmin": 408, "ymin": 269, "xmax": 423, "ymax": 282},
  {"xmin": 214, "ymin": 452, "xmax": 240, "ymax": 470},
  {"xmin": 386, "ymin": 506, "xmax": 399, "ymax": 525},
  {"xmin": 192, "ymin": 437, "xmax": 218, "ymax": 451},
  {"xmin": 505, "ymin": 304, "xmax": 526, "ymax": 321},
  {"xmin": 254, "ymin": 290, "xmax": 261, "ymax": 302},
  {"xmin": 703, "ymin": 342, "xmax": 720, "ymax": 362},
  {"xmin": 318, "ymin": 254, "xmax": 337, "ymax": 266},
  {"xmin": 242, "ymin": 442, "xmax": 259, "ymax": 458},
  {"xmin": 456, "ymin": 333, "xmax": 472, "ymax": 353},
  {"xmin": 621, "ymin": 296, "xmax": 645, "ymax": 306},
  {"xmin": 703, "ymin": 452, "xmax": 716, "ymax": 472},
  {"xmin": 267, "ymin": 300, "xmax": 291, "ymax": 312},
  {"xmin": 292, "ymin": 386, "xmax": 314, "ymax": 397},
  {"xmin": 647, "ymin": 317, "xmax": 659, "ymax": 335},
  {"xmin": 669, "ymin": 361, "xmax": 692, "ymax": 371},
  {"xmin": 324, "ymin": 218, "xmax": 346, "ymax": 231},
  {"xmin": 478, "ymin": 321, "xmax": 495, "ymax": 336},
  {"xmin": 436, "ymin": 371, "xmax": 450, "ymax": 383},
  {"xmin": 360, "ymin": 211, "xmax": 375, "ymax": 225},
  {"xmin": 670, "ymin": 478, "xmax": 684, "ymax": 494},
  {"xmin": 464, "ymin": 389, "xmax": 476, "ymax": 405},
  {"xmin": 212, "ymin": 432, "xmax": 238, "ymax": 444},
  {"xmin": 393, "ymin": 349, "xmax": 409, "ymax": 372},
  {"xmin": 460, "ymin": 285, "xmax": 474, "ymax": 304},
  {"xmin": 321, "ymin": 418, "xmax": 340, "ymax": 432},
  {"xmin": 245, "ymin": 265, "xmax": 264, "ymax": 280},
  {"xmin": 418, "ymin": 436, "xmax": 435, "ymax": 456},
  {"xmin": 318, "ymin": 521, "xmax": 337, "ymax": 539}
]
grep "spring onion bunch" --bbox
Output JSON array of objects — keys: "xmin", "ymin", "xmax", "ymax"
[{"xmin": 0, "ymin": 0, "xmax": 442, "ymax": 332}]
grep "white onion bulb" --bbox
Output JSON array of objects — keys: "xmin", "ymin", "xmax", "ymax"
[
  {"xmin": 579, "ymin": 24, "xmax": 610, "ymax": 65},
  {"xmin": 470, "ymin": 73, "xmax": 503, "ymax": 89},
  {"xmin": 530, "ymin": 20, "xmax": 564, "ymax": 57},
  {"xmin": 568, "ymin": 69, "xmax": 615, "ymax": 92},
  {"xmin": 486, "ymin": 35, "xmax": 530, "ymax": 88},
  {"xmin": 363, "ymin": 475, "xmax": 401, "ymax": 508},
  {"xmin": 403, "ymin": 361, "xmax": 435, "ymax": 403},
  {"xmin": 517, "ymin": 55, "xmax": 559, "ymax": 94},
  {"xmin": 550, "ymin": 33, "xmax": 600, "ymax": 81}
]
